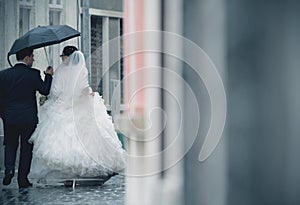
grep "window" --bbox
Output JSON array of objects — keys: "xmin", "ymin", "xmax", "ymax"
[
  {"xmin": 91, "ymin": 15, "xmax": 103, "ymax": 94},
  {"xmin": 49, "ymin": 10, "xmax": 60, "ymax": 25},
  {"xmin": 48, "ymin": 9, "xmax": 61, "ymax": 68},
  {"xmin": 19, "ymin": 7, "xmax": 31, "ymax": 36},
  {"xmin": 48, "ymin": 0, "xmax": 63, "ymax": 68},
  {"xmin": 18, "ymin": 0, "xmax": 33, "ymax": 36},
  {"xmin": 19, "ymin": 0, "xmax": 32, "ymax": 2},
  {"xmin": 18, "ymin": 0, "xmax": 33, "ymax": 7},
  {"xmin": 49, "ymin": 0, "xmax": 63, "ymax": 9},
  {"xmin": 49, "ymin": 0, "xmax": 62, "ymax": 6},
  {"xmin": 90, "ymin": 15, "xmax": 123, "ymax": 112}
]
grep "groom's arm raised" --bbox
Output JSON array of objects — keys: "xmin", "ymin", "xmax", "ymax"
[{"xmin": 36, "ymin": 66, "xmax": 54, "ymax": 96}]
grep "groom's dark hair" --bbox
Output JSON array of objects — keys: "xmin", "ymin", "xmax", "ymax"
[{"xmin": 16, "ymin": 48, "xmax": 34, "ymax": 61}]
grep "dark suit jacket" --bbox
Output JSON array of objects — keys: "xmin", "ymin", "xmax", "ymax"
[{"xmin": 0, "ymin": 63, "xmax": 52, "ymax": 125}]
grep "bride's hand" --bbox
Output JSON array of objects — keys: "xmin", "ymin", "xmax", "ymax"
[{"xmin": 90, "ymin": 92, "xmax": 95, "ymax": 97}]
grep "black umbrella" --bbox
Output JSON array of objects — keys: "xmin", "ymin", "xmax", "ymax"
[{"xmin": 7, "ymin": 25, "xmax": 80, "ymax": 66}]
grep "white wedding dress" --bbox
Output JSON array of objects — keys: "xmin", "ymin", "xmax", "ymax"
[{"xmin": 28, "ymin": 51, "xmax": 125, "ymax": 182}]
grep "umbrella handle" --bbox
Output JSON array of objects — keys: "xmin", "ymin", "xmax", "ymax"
[
  {"xmin": 44, "ymin": 47, "xmax": 50, "ymax": 65},
  {"xmin": 7, "ymin": 54, "xmax": 13, "ymax": 67}
]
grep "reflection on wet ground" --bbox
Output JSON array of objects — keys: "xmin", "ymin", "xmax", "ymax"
[{"xmin": 0, "ymin": 174, "xmax": 125, "ymax": 205}]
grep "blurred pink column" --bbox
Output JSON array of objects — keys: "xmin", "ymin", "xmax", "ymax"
[
  {"xmin": 123, "ymin": 1, "xmax": 147, "ymax": 204},
  {"xmin": 124, "ymin": 0, "xmax": 145, "ymax": 116},
  {"xmin": 123, "ymin": 0, "xmax": 163, "ymax": 205}
]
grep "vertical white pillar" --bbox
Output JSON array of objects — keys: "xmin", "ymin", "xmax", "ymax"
[
  {"xmin": 102, "ymin": 17, "xmax": 110, "ymax": 105},
  {"xmin": 122, "ymin": 0, "xmax": 163, "ymax": 204},
  {"xmin": 123, "ymin": 1, "xmax": 140, "ymax": 205},
  {"xmin": 142, "ymin": 0, "xmax": 162, "ymax": 203}
]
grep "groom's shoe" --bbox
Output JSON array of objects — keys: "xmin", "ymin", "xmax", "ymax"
[
  {"xmin": 19, "ymin": 182, "xmax": 33, "ymax": 189},
  {"xmin": 18, "ymin": 179, "xmax": 33, "ymax": 189},
  {"xmin": 2, "ymin": 170, "xmax": 14, "ymax": 186}
]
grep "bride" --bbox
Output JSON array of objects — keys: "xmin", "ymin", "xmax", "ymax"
[{"xmin": 28, "ymin": 46, "xmax": 126, "ymax": 183}]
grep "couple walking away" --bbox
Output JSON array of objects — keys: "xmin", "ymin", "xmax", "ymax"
[{"xmin": 0, "ymin": 46, "xmax": 126, "ymax": 188}]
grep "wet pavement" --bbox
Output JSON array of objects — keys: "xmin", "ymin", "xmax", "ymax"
[{"xmin": 0, "ymin": 173, "xmax": 125, "ymax": 205}]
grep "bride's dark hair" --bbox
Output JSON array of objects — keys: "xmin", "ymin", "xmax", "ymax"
[{"xmin": 60, "ymin": 46, "xmax": 78, "ymax": 57}]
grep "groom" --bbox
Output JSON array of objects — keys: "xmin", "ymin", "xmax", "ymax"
[{"xmin": 0, "ymin": 47, "xmax": 53, "ymax": 188}]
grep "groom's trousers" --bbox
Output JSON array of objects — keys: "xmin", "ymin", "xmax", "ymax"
[{"xmin": 3, "ymin": 124, "xmax": 36, "ymax": 184}]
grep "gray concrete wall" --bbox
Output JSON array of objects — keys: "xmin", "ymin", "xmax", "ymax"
[
  {"xmin": 227, "ymin": 0, "xmax": 300, "ymax": 204},
  {"xmin": 183, "ymin": 0, "xmax": 227, "ymax": 205}
]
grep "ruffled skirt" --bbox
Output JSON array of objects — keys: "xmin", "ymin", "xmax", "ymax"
[{"xmin": 28, "ymin": 93, "xmax": 126, "ymax": 181}]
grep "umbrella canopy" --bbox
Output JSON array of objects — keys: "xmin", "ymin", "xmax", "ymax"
[
  {"xmin": 7, "ymin": 25, "xmax": 80, "ymax": 66},
  {"xmin": 8, "ymin": 25, "xmax": 80, "ymax": 55}
]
